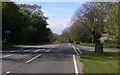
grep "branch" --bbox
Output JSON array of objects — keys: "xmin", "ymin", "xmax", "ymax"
[{"xmin": 77, "ymin": 15, "xmax": 93, "ymax": 34}]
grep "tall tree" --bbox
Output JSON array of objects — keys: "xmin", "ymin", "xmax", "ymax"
[
  {"xmin": 73, "ymin": 3, "xmax": 109, "ymax": 43},
  {"xmin": 2, "ymin": 2, "xmax": 25, "ymax": 44}
]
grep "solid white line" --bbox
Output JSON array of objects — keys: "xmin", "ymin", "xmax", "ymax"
[
  {"xmin": 72, "ymin": 45, "xmax": 78, "ymax": 55},
  {"xmin": 0, "ymin": 55, "xmax": 12, "ymax": 58},
  {"xmin": 73, "ymin": 55, "xmax": 78, "ymax": 75},
  {"xmin": 77, "ymin": 48, "xmax": 82, "ymax": 54},
  {"xmin": 26, "ymin": 54, "xmax": 42, "ymax": 64}
]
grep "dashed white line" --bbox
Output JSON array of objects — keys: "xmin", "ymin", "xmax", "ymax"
[
  {"xmin": 53, "ymin": 44, "xmax": 60, "ymax": 48},
  {"xmin": 68, "ymin": 43, "xmax": 71, "ymax": 46},
  {"xmin": 45, "ymin": 49, "xmax": 51, "ymax": 52},
  {"xmin": 72, "ymin": 45, "xmax": 78, "ymax": 55},
  {"xmin": 26, "ymin": 54, "xmax": 42, "ymax": 64},
  {"xmin": 73, "ymin": 55, "xmax": 78, "ymax": 75},
  {"xmin": 3, "ymin": 71, "xmax": 10, "ymax": 75},
  {"xmin": 24, "ymin": 50, "xmax": 31, "ymax": 51},
  {"xmin": 77, "ymin": 48, "xmax": 82, "ymax": 54},
  {"xmin": 0, "ymin": 55, "xmax": 12, "ymax": 58},
  {"xmin": 33, "ymin": 49, "xmax": 41, "ymax": 52},
  {"xmin": 9, "ymin": 51, "xmax": 15, "ymax": 52}
]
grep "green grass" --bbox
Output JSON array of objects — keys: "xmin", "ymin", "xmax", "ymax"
[
  {"xmin": 13, "ymin": 45, "xmax": 24, "ymax": 48},
  {"xmin": 2, "ymin": 45, "xmax": 24, "ymax": 50},
  {"xmin": 80, "ymin": 52, "xmax": 119, "ymax": 73},
  {"xmin": 72, "ymin": 42, "xmax": 119, "ymax": 48},
  {"xmin": 71, "ymin": 42, "xmax": 95, "ymax": 47}
]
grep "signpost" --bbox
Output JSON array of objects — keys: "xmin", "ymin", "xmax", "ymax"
[
  {"xmin": 5, "ymin": 30, "xmax": 11, "ymax": 40},
  {"xmin": 95, "ymin": 43, "xmax": 103, "ymax": 53}
]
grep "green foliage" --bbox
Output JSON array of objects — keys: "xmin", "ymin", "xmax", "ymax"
[
  {"xmin": 59, "ymin": 2, "xmax": 119, "ymax": 48},
  {"xmin": 104, "ymin": 3, "xmax": 119, "ymax": 45},
  {"xmin": 2, "ymin": 2, "xmax": 53, "ymax": 45},
  {"xmin": 2, "ymin": 2, "xmax": 25, "ymax": 44}
]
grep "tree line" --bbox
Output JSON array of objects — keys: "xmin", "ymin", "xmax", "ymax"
[
  {"xmin": 2, "ymin": 2, "xmax": 53, "ymax": 45},
  {"xmin": 58, "ymin": 2, "xmax": 119, "ymax": 48}
]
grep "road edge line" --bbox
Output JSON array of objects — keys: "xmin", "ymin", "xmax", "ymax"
[{"xmin": 73, "ymin": 55, "xmax": 79, "ymax": 75}]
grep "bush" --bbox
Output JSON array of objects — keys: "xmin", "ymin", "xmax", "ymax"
[
  {"xmin": 103, "ymin": 44, "xmax": 119, "ymax": 48},
  {"xmin": 80, "ymin": 42, "xmax": 95, "ymax": 47}
]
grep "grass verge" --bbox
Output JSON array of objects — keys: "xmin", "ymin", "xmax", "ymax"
[
  {"xmin": 72, "ymin": 42, "xmax": 119, "ymax": 48},
  {"xmin": 72, "ymin": 42, "xmax": 95, "ymax": 47},
  {"xmin": 13, "ymin": 45, "xmax": 24, "ymax": 48},
  {"xmin": 80, "ymin": 52, "xmax": 119, "ymax": 74}
]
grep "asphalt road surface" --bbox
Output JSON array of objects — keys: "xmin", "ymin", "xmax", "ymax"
[{"xmin": 1, "ymin": 43, "xmax": 83, "ymax": 75}]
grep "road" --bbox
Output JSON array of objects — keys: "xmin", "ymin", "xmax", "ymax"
[
  {"xmin": 75, "ymin": 46, "xmax": 119, "ymax": 54},
  {"xmin": 1, "ymin": 43, "xmax": 83, "ymax": 75}
]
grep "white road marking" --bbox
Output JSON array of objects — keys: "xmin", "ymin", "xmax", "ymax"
[
  {"xmin": 9, "ymin": 51, "xmax": 16, "ymax": 52},
  {"xmin": 72, "ymin": 45, "xmax": 78, "ymax": 55},
  {"xmin": 77, "ymin": 48, "xmax": 82, "ymax": 54},
  {"xmin": 24, "ymin": 50, "xmax": 31, "ymax": 51},
  {"xmin": 45, "ymin": 49, "xmax": 51, "ymax": 52},
  {"xmin": 33, "ymin": 49, "xmax": 41, "ymax": 52},
  {"xmin": 73, "ymin": 55, "xmax": 78, "ymax": 75},
  {"xmin": 26, "ymin": 54, "xmax": 42, "ymax": 64},
  {"xmin": 3, "ymin": 71, "xmax": 10, "ymax": 75},
  {"xmin": 53, "ymin": 44, "xmax": 60, "ymax": 48},
  {"xmin": 0, "ymin": 55, "xmax": 12, "ymax": 58},
  {"xmin": 68, "ymin": 43, "xmax": 71, "ymax": 46}
]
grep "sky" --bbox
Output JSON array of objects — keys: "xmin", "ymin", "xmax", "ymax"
[
  {"xmin": 11, "ymin": 0, "xmax": 119, "ymax": 34},
  {"xmin": 16, "ymin": 2, "xmax": 83, "ymax": 35}
]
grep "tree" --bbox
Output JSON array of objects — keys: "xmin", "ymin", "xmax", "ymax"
[
  {"xmin": 104, "ymin": 3, "xmax": 119, "ymax": 46},
  {"xmin": 2, "ymin": 2, "xmax": 53, "ymax": 45},
  {"xmin": 73, "ymin": 3, "xmax": 109, "ymax": 44},
  {"xmin": 2, "ymin": 2, "xmax": 25, "ymax": 44},
  {"xmin": 18, "ymin": 4, "xmax": 51, "ymax": 44}
]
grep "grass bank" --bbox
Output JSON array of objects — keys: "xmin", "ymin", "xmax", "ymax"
[
  {"xmin": 80, "ymin": 52, "xmax": 119, "ymax": 74},
  {"xmin": 72, "ymin": 42, "xmax": 119, "ymax": 48},
  {"xmin": 72, "ymin": 42, "xmax": 95, "ymax": 47},
  {"xmin": 2, "ymin": 45, "xmax": 24, "ymax": 50}
]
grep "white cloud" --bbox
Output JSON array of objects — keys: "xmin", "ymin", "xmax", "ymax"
[
  {"xmin": 41, "ymin": 9, "xmax": 48, "ymax": 13},
  {"xmin": 11, "ymin": 0, "xmax": 119, "ymax": 2},
  {"xmin": 44, "ymin": 13, "xmax": 52, "ymax": 17},
  {"xmin": 52, "ymin": 7, "xmax": 68, "ymax": 11},
  {"xmin": 41, "ymin": 9, "xmax": 52, "ymax": 17},
  {"xmin": 47, "ymin": 18, "xmax": 72, "ymax": 35}
]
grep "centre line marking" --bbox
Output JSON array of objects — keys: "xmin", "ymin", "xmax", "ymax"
[
  {"xmin": 73, "ymin": 55, "xmax": 78, "ymax": 75},
  {"xmin": 45, "ymin": 49, "xmax": 51, "ymax": 52},
  {"xmin": 3, "ymin": 71, "xmax": 10, "ymax": 75},
  {"xmin": 53, "ymin": 44, "xmax": 60, "ymax": 48},
  {"xmin": 33, "ymin": 49, "xmax": 41, "ymax": 52},
  {"xmin": 26, "ymin": 54, "xmax": 42, "ymax": 64},
  {"xmin": 1, "ymin": 55, "xmax": 12, "ymax": 58},
  {"xmin": 68, "ymin": 43, "xmax": 71, "ymax": 46}
]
